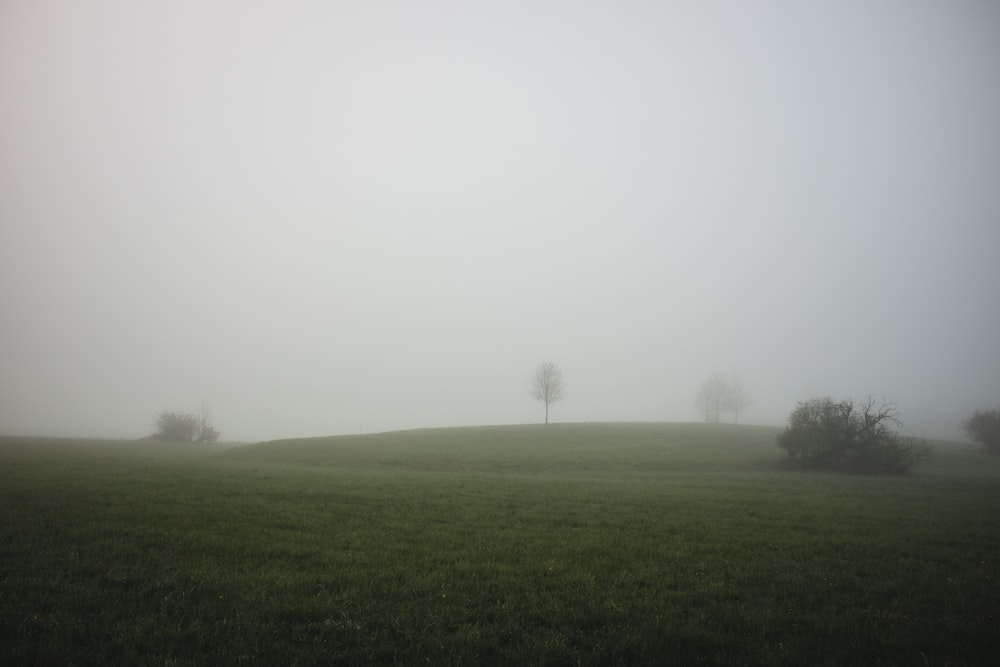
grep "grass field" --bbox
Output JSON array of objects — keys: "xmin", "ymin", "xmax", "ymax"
[{"xmin": 2, "ymin": 423, "xmax": 999, "ymax": 665}]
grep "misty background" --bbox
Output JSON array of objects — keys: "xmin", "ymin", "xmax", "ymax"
[{"xmin": 2, "ymin": 1, "xmax": 998, "ymax": 442}]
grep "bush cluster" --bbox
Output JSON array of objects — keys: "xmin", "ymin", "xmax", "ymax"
[
  {"xmin": 777, "ymin": 397, "xmax": 931, "ymax": 474},
  {"xmin": 152, "ymin": 410, "xmax": 219, "ymax": 443},
  {"xmin": 963, "ymin": 408, "xmax": 1000, "ymax": 454}
]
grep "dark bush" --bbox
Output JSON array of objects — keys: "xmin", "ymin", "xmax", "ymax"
[
  {"xmin": 777, "ymin": 397, "xmax": 931, "ymax": 474},
  {"xmin": 152, "ymin": 411, "xmax": 196, "ymax": 442},
  {"xmin": 963, "ymin": 408, "xmax": 1000, "ymax": 454},
  {"xmin": 152, "ymin": 408, "xmax": 219, "ymax": 443}
]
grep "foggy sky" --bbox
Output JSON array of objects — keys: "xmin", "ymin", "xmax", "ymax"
[{"xmin": 2, "ymin": 1, "xmax": 999, "ymax": 442}]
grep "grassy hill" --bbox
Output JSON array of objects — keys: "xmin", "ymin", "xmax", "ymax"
[
  {"xmin": 2, "ymin": 423, "xmax": 998, "ymax": 665},
  {"xmin": 224, "ymin": 422, "xmax": 788, "ymax": 476},
  {"xmin": 226, "ymin": 420, "xmax": 993, "ymax": 480}
]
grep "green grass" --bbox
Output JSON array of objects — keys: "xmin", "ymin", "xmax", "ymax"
[{"xmin": 2, "ymin": 424, "xmax": 999, "ymax": 665}]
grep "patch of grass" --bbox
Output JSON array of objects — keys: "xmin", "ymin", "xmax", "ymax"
[
  {"xmin": 233, "ymin": 423, "xmax": 787, "ymax": 477},
  {"xmin": 1, "ymin": 426, "xmax": 998, "ymax": 665}
]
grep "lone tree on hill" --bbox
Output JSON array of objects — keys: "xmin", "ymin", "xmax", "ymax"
[
  {"xmin": 531, "ymin": 362, "xmax": 565, "ymax": 424},
  {"xmin": 963, "ymin": 407, "xmax": 1000, "ymax": 454},
  {"xmin": 153, "ymin": 405, "xmax": 220, "ymax": 443},
  {"xmin": 777, "ymin": 396, "xmax": 931, "ymax": 474}
]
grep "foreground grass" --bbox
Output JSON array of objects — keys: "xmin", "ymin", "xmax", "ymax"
[{"xmin": 1, "ymin": 425, "xmax": 999, "ymax": 665}]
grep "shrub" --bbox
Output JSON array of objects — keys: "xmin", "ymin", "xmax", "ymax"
[
  {"xmin": 963, "ymin": 408, "xmax": 1000, "ymax": 454},
  {"xmin": 152, "ymin": 411, "xmax": 197, "ymax": 442},
  {"xmin": 777, "ymin": 397, "xmax": 931, "ymax": 474},
  {"xmin": 152, "ymin": 408, "xmax": 219, "ymax": 443}
]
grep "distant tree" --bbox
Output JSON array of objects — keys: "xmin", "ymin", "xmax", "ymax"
[
  {"xmin": 963, "ymin": 407, "xmax": 1000, "ymax": 454},
  {"xmin": 696, "ymin": 375, "xmax": 753, "ymax": 423},
  {"xmin": 777, "ymin": 396, "xmax": 932, "ymax": 474},
  {"xmin": 725, "ymin": 376, "xmax": 753, "ymax": 424},
  {"xmin": 530, "ymin": 362, "xmax": 565, "ymax": 424},
  {"xmin": 695, "ymin": 374, "xmax": 729, "ymax": 423},
  {"xmin": 194, "ymin": 403, "xmax": 220, "ymax": 443},
  {"xmin": 152, "ymin": 406, "xmax": 220, "ymax": 443}
]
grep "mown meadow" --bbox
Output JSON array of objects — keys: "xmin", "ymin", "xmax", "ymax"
[{"xmin": 2, "ymin": 423, "xmax": 999, "ymax": 665}]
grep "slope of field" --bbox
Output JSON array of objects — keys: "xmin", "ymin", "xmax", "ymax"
[
  {"xmin": 225, "ymin": 422, "xmax": 787, "ymax": 477},
  {"xmin": 2, "ymin": 424, "xmax": 998, "ymax": 665}
]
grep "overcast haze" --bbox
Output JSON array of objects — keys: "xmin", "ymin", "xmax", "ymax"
[{"xmin": 2, "ymin": 1, "xmax": 998, "ymax": 442}]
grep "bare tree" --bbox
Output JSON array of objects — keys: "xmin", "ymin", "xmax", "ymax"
[
  {"xmin": 725, "ymin": 376, "xmax": 753, "ymax": 424},
  {"xmin": 195, "ymin": 403, "xmax": 220, "ymax": 443},
  {"xmin": 695, "ymin": 374, "xmax": 728, "ymax": 423},
  {"xmin": 530, "ymin": 362, "xmax": 565, "ymax": 424},
  {"xmin": 696, "ymin": 374, "xmax": 753, "ymax": 423}
]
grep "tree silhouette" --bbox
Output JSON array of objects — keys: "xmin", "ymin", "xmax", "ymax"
[{"xmin": 530, "ymin": 362, "xmax": 565, "ymax": 424}]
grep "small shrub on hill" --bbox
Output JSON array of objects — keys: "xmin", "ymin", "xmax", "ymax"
[
  {"xmin": 963, "ymin": 408, "xmax": 1000, "ymax": 454},
  {"xmin": 152, "ymin": 407, "xmax": 219, "ymax": 443},
  {"xmin": 777, "ymin": 397, "xmax": 931, "ymax": 474}
]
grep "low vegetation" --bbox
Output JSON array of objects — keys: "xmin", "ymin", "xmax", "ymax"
[
  {"xmin": 152, "ymin": 404, "xmax": 220, "ymax": 443},
  {"xmin": 2, "ymin": 424, "xmax": 998, "ymax": 665},
  {"xmin": 777, "ymin": 397, "xmax": 932, "ymax": 474},
  {"xmin": 964, "ymin": 407, "xmax": 1000, "ymax": 454}
]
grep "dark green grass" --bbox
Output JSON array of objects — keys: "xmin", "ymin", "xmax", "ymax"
[{"xmin": 2, "ymin": 425, "xmax": 999, "ymax": 665}]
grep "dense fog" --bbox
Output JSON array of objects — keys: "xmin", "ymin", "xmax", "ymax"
[{"xmin": 2, "ymin": 1, "xmax": 998, "ymax": 441}]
